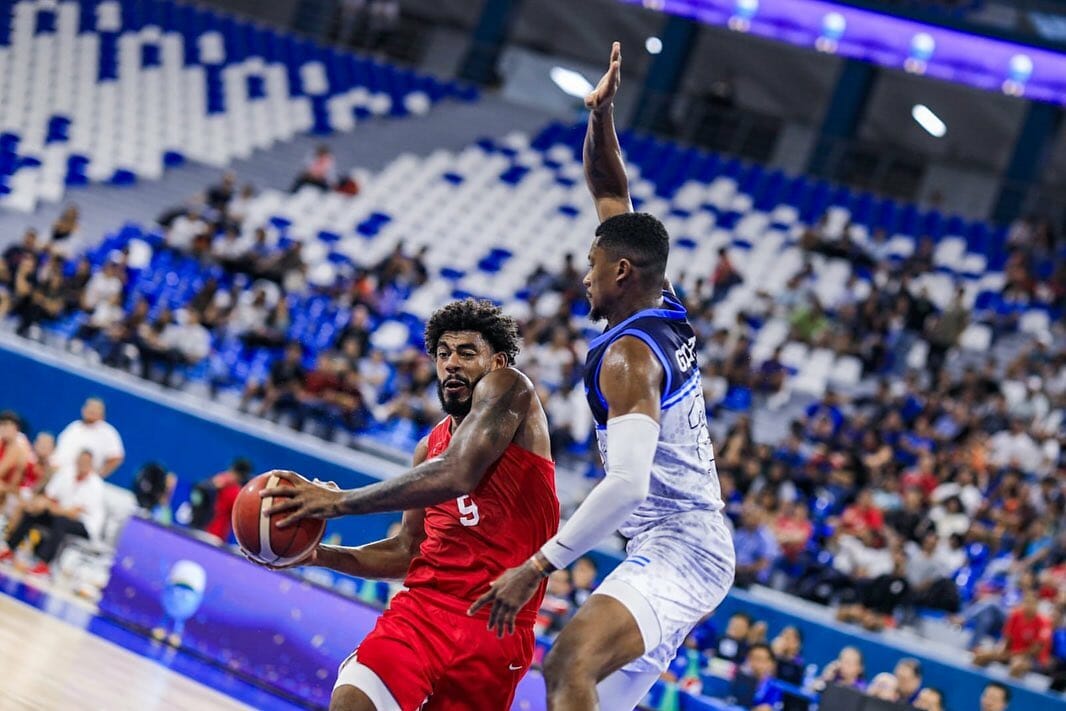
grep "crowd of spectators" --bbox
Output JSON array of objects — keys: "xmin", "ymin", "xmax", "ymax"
[{"xmin": 0, "ymin": 398, "xmax": 124, "ymax": 577}]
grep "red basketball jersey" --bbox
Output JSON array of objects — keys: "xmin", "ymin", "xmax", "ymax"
[
  {"xmin": 403, "ymin": 417, "xmax": 559, "ymax": 625},
  {"xmin": 0, "ymin": 434, "xmax": 37, "ymax": 490}
]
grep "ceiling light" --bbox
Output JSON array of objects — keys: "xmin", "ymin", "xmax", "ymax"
[
  {"xmin": 911, "ymin": 104, "xmax": 946, "ymax": 137},
  {"xmin": 550, "ymin": 66, "xmax": 593, "ymax": 98}
]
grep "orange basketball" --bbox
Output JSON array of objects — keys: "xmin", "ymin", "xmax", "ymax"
[{"xmin": 232, "ymin": 472, "xmax": 325, "ymax": 566}]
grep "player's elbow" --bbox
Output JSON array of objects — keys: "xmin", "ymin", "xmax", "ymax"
[
  {"xmin": 440, "ymin": 455, "xmax": 482, "ymax": 497},
  {"xmin": 612, "ymin": 474, "xmax": 649, "ymax": 513}
]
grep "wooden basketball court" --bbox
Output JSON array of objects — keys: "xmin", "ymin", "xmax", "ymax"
[{"xmin": 0, "ymin": 593, "xmax": 252, "ymax": 711}]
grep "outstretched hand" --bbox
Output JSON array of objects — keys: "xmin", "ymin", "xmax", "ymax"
[
  {"xmin": 585, "ymin": 41, "xmax": 621, "ymax": 113},
  {"xmin": 468, "ymin": 561, "xmax": 544, "ymax": 638},
  {"xmin": 260, "ymin": 470, "xmax": 342, "ymax": 528}
]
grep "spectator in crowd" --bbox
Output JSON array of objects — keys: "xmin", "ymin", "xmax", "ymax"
[
  {"xmin": 0, "ymin": 449, "xmax": 104, "ymax": 575},
  {"xmin": 241, "ymin": 341, "xmax": 307, "ymax": 418},
  {"xmin": 75, "ymin": 292, "xmax": 126, "ymax": 348},
  {"xmin": 188, "ymin": 458, "xmax": 253, "ymax": 543},
  {"xmin": 734, "ymin": 503, "xmax": 780, "ymax": 587},
  {"xmin": 980, "ymin": 681, "xmax": 1011, "ymax": 711},
  {"xmin": 31, "ymin": 432, "xmax": 57, "ymax": 492},
  {"xmin": 4, "ymin": 228, "xmax": 38, "ymax": 275},
  {"xmin": 569, "ymin": 556, "xmax": 598, "ymax": 608},
  {"xmin": 49, "ymin": 204, "xmax": 80, "ymax": 257},
  {"xmin": 291, "ymin": 144, "xmax": 337, "ymax": 192},
  {"xmin": 925, "ymin": 286, "xmax": 968, "ymax": 375},
  {"xmin": 713, "ymin": 612, "xmax": 752, "ymax": 663},
  {"xmin": 837, "ymin": 545, "xmax": 909, "ymax": 631},
  {"xmin": 817, "ymin": 646, "xmax": 866, "ymax": 691},
  {"xmin": 905, "ymin": 531, "xmax": 961, "ymax": 612},
  {"xmin": 739, "ymin": 643, "xmax": 782, "ymax": 711},
  {"xmin": 226, "ymin": 183, "xmax": 257, "ymax": 225},
  {"xmin": 53, "ymin": 398, "xmax": 125, "ymax": 478},
  {"xmin": 535, "ymin": 569, "xmax": 574, "ymax": 638},
  {"xmin": 913, "ymin": 686, "xmax": 946, "ymax": 711},
  {"xmin": 206, "ymin": 171, "xmax": 237, "ymax": 213},
  {"xmin": 769, "ymin": 625, "xmax": 805, "ymax": 685},
  {"xmin": 711, "ymin": 247, "xmax": 742, "ymax": 303},
  {"xmin": 131, "ymin": 461, "xmax": 176, "ymax": 526},
  {"xmin": 139, "ymin": 310, "xmax": 211, "ymax": 386},
  {"xmin": 81, "ymin": 256, "xmax": 125, "ymax": 312},
  {"xmin": 12, "ymin": 255, "xmax": 67, "ymax": 336},
  {"xmin": 866, "ymin": 672, "xmax": 900, "ymax": 702},
  {"xmin": 893, "ymin": 657, "xmax": 923, "ymax": 706},
  {"xmin": 973, "ymin": 589, "xmax": 1052, "ymax": 677}
]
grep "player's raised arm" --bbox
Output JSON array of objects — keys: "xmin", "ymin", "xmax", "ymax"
[
  {"xmin": 261, "ymin": 368, "xmax": 533, "ymax": 527},
  {"xmin": 470, "ymin": 337, "xmax": 662, "ymax": 636},
  {"xmin": 584, "ymin": 41, "xmax": 633, "ymax": 222}
]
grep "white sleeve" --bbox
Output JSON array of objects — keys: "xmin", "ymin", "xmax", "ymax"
[
  {"xmin": 105, "ymin": 424, "xmax": 125, "ymax": 459},
  {"xmin": 539, "ymin": 413, "xmax": 659, "ymax": 569}
]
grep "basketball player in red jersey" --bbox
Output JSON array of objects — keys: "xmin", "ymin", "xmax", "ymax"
[
  {"xmin": 0, "ymin": 410, "xmax": 38, "ymax": 509},
  {"xmin": 260, "ymin": 298, "xmax": 559, "ymax": 711}
]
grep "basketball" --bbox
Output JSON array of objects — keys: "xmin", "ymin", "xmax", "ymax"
[{"xmin": 232, "ymin": 472, "xmax": 325, "ymax": 566}]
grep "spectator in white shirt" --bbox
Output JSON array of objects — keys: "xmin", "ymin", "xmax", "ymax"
[
  {"xmin": 81, "ymin": 258, "xmax": 125, "ymax": 312},
  {"xmin": 166, "ymin": 206, "xmax": 208, "ymax": 253},
  {"xmin": 54, "ymin": 398, "xmax": 125, "ymax": 478},
  {"xmin": 164, "ymin": 309, "xmax": 212, "ymax": 364},
  {"xmin": 0, "ymin": 450, "xmax": 105, "ymax": 574},
  {"xmin": 228, "ymin": 288, "xmax": 270, "ymax": 338},
  {"xmin": 213, "ymin": 226, "xmax": 251, "ymax": 272},
  {"xmin": 226, "ymin": 184, "xmax": 256, "ymax": 225},
  {"xmin": 988, "ymin": 418, "xmax": 1043, "ymax": 474}
]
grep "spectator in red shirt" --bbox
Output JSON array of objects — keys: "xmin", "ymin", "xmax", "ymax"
[
  {"xmin": 710, "ymin": 247, "xmax": 742, "ymax": 304},
  {"xmin": 902, "ymin": 453, "xmax": 939, "ymax": 498},
  {"xmin": 196, "ymin": 458, "xmax": 253, "ymax": 543},
  {"xmin": 773, "ymin": 500, "xmax": 813, "ymax": 563},
  {"xmin": 974, "ymin": 589, "xmax": 1052, "ymax": 677},
  {"xmin": 841, "ymin": 489, "xmax": 885, "ymax": 536},
  {"xmin": 293, "ymin": 354, "xmax": 341, "ymax": 432}
]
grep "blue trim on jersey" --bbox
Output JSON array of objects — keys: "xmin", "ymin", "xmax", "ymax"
[
  {"xmin": 616, "ymin": 328, "xmax": 673, "ymax": 400},
  {"xmin": 591, "ymin": 357, "xmax": 609, "ymax": 415},
  {"xmin": 588, "ymin": 304, "xmax": 685, "ymax": 350},
  {"xmin": 662, "ymin": 290, "xmax": 686, "ymax": 311},
  {"xmin": 663, "ymin": 372, "xmax": 702, "ymax": 410}
]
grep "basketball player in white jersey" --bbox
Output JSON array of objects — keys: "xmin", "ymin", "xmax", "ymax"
[{"xmin": 469, "ymin": 43, "xmax": 736, "ymax": 709}]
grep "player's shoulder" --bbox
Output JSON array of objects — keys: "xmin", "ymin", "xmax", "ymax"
[
  {"xmin": 474, "ymin": 366, "xmax": 536, "ymax": 400},
  {"xmin": 601, "ymin": 334, "xmax": 664, "ymax": 375}
]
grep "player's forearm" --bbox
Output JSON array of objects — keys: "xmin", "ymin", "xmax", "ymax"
[
  {"xmin": 583, "ymin": 106, "xmax": 629, "ymax": 201},
  {"xmin": 539, "ymin": 414, "xmax": 659, "ymax": 569},
  {"xmin": 335, "ymin": 458, "xmax": 470, "ymax": 517},
  {"xmin": 314, "ymin": 541, "xmax": 411, "ymax": 581}
]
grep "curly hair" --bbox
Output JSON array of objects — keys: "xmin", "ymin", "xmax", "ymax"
[
  {"xmin": 595, "ymin": 212, "xmax": 669, "ymax": 289},
  {"xmin": 424, "ymin": 298, "xmax": 521, "ymax": 365}
]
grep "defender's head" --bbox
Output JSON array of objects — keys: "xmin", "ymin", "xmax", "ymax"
[
  {"xmin": 584, "ymin": 213, "xmax": 669, "ymax": 322},
  {"xmin": 425, "ymin": 299, "xmax": 521, "ymax": 418}
]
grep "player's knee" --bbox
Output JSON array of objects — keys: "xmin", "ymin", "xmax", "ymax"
[
  {"xmin": 543, "ymin": 642, "xmax": 595, "ymax": 690},
  {"xmin": 329, "ymin": 684, "xmax": 377, "ymax": 711}
]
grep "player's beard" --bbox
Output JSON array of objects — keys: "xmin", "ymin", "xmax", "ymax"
[{"xmin": 437, "ymin": 375, "xmax": 474, "ymax": 418}]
